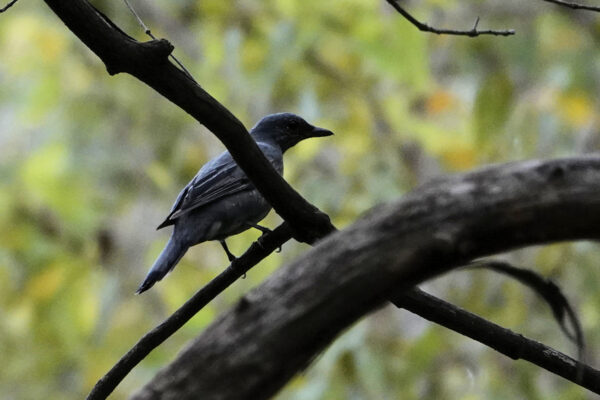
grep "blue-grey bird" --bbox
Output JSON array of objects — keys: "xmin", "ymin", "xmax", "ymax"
[{"xmin": 136, "ymin": 113, "xmax": 333, "ymax": 293}]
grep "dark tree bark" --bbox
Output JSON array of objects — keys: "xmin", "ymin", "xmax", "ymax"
[{"xmin": 131, "ymin": 157, "xmax": 600, "ymax": 400}]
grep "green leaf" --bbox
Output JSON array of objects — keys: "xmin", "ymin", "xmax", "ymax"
[{"xmin": 473, "ymin": 71, "xmax": 514, "ymax": 145}]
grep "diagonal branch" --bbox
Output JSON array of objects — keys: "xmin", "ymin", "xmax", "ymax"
[
  {"xmin": 87, "ymin": 224, "xmax": 293, "ymax": 400},
  {"xmin": 385, "ymin": 0, "xmax": 515, "ymax": 37},
  {"xmin": 42, "ymin": 0, "xmax": 335, "ymax": 244},
  {"xmin": 541, "ymin": 0, "xmax": 600, "ymax": 12},
  {"xmin": 122, "ymin": 0, "xmax": 196, "ymax": 82},
  {"xmin": 469, "ymin": 260, "xmax": 585, "ymax": 355},
  {"xmin": 0, "ymin": 0, "xmax": 19, "ymax": 13},
  {"xmin": 393, "ymin": 288, "xmax": 600, "ymax": 392}
]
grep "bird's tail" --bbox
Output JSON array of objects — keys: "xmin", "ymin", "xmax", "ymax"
[{"xmin": 136, "ymin": 236, "xmax": 188, "ymax": 294}]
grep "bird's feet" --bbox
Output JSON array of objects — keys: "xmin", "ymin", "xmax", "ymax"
[
  {"xmin": 248, "ymin": 223, "xmax": 282, "ymax": 252},
  {"xmin": 256, "ymin": 235, "xmax": 282, "ymax": 253},
  {"xmin": 221, "ymin": 240, "xmax": 247, "ymax": 278},
  {"xmin": 219, "ymin": 240, "xmax": 237, "ymax": 262},
  {"xmin": 248, "ymin": 223, "xmax": 272, "ymax": 235}
]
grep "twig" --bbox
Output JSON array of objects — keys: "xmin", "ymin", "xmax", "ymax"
[
  {"xmin": 0, "ymin": 0, "xmax": 19, "ymax": 13},
  {"xmin": 542, "ymin": 0, "xmax": 600, "ymax": 12},
  {"xmin": 470, "ymin": 260, "xmax": 587, "ymax": 381},
  {"xmin": 385, "ymin": 0, "xmax": 515, "ymax": 37},
  {"xmin": 86, "ymin": 223, "xmax": 294, "ymax": 400},
  {"xmin": 122, "ymin": 0, "xmax": 197, "ymax": 82},
  {"xmin": 469, "ymin": 260, "xmax": 585, "ymax": 357},
  {"xmin": 393, "ymin": 288, "xmax": 600, "ymax": 393}
]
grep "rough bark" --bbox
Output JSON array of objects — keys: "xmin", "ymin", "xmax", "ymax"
[{"xmin": 131, "ymin": 157, "xmax": 600, "ymax": 400}]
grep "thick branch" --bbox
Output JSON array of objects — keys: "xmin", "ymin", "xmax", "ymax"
[
  {"xmin": 42, "ymin": 0, "xmax": 335, "ymax": 243},
  {"xmin": 132, "ymin": 157, "xmax": 600, "ymax": 399},
  {"xmin": 394, "ymin": 288, "xmax": 599, "ymax": 392}
]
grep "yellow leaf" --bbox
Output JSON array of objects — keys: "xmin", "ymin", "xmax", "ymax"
[
  {"xmin": 3, "ymin": 15, "xmax": 67, "ymax": 70},
  {"xmin": 426, "ymin": 90, "xmax": 455, "ymax": 115},
  {"xmin": 6, "ymin": 302, "xmax": 33, "ymax": 335},
  {"xmin": 26, "ymin": 264, "xmax": 65, "ymax": 301},
  {"xmin": 21, "ymin": 143, "xmax": 67, "ymax": 203},
  {"xmin": 147, "ymin": 162, "xmax": 171, "ymax": 190},
  {"xmin": 559, "ymin": 92, "xmax": 593, "ymax": 128},
  {"xmin": 441, "ymin": 146, "xmax": 477, "ymax": 170}
]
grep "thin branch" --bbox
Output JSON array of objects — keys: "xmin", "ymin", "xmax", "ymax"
[
  {"xmin": 469, "ymin": 260, "xmax": 585, "ymax": 359},
  {"xmin": 0, "ymin": 0, "xmax": 19, "ymax": 13},
  {"xmin": 542, "ymin": 0, "xmax": 600, "ymax": 12},
  {"xmin": 122, "ymin": 0, "xmax": 197, "ymax": 83},
  {"xmin": 385, "ymin": 0, "xmax": 515, "ymax": 37},
  {"xmin": 87, "ymin": 223, "xmax": 294, "ymax": 400},
  {"xmin": 393, "ymin": 288, "xmax": 600, "ymax": 392}
]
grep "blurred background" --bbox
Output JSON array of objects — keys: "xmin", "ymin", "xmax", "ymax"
[{"xmin": 2, "ymin": 0, "xmax": 600, "ymax": 398}]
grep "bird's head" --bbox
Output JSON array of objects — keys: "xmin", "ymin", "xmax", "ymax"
[{"xmin": 250, "ymin": 113, "xmax": 334, "ymax": 152}]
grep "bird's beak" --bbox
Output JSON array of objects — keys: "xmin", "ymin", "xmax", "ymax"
[{"xmin": 309, "ymin": 126, "xmax": 334, "ymax": 138}]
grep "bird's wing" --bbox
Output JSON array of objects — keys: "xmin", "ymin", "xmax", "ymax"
[
  {"xmin": 171, "ymin": 164, "xmax": 251, "ymax": 218},
  {"xmin": 157, "ymin": 144, "xmax": 282, "ymax": 229}
]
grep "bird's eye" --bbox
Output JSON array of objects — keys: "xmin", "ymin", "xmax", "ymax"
[{"xmin": 288, "ymin": 120, "xmax": 299, "ymax": 129}]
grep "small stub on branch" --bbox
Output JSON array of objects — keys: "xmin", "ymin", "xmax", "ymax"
[{"xmin": 385, "ymin": 0, "xmax": 515, "ymax": 37}]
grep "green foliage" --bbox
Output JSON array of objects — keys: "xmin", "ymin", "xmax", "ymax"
[{"xmin": 1, "ymin": 1, "xmax": 599, "ymax": 399}]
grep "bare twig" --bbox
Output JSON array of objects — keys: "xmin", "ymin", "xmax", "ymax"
[
  {"xmin": 87, "ymin": 223, "xmax": 294, "ymax": 400},
  {"xmin": 542, "ymin": 0, "xmax": 600, "ymax": 12},
  {"xmin": 385, "ymin": 0, "xmax": 515, "ymax": 37},
  {"xmin": 394, "ymin": 288, "xmax": 600, "ymax": 392},
  {"xmin": 122, "ymin": 0, "xmax": 197, "ymax": 83},
  {"xmin": 0, "ymin": 0, "xmax": 19, "ymax": 13},
  {"xmin": 470, "ymin": 261, "xmax": 585, "ymax": 356}
]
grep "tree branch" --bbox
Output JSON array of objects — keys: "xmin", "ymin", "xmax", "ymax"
[
  {"xmin": 0, "ymin": 0, "xmax": 19, "ymax": 13},
  {"xmin": 469, "ymin": 260, "xmax": 585, "ymax": 354},
  {"xmin": 122, "ymin": 0, "xmax": 196, "ymax": 82},
  {"xmin": 42, "ymin": 0, "xmax": 335, "ymax": 244},
  {"xmin": 131, "ymin": 157, "xmax": 600, "ymax": 399},
  {"xmin": 541, "ymin": 0, "xmax": 600, "ymax": 12},
  {"xmin": 86, "ymin": 224, "xmax": 293, "ymax": 400},
  {"xmin": 393, "ymin": 288, "xmax": 600, "ymax": 392},
  {"xmin": 385, "ymin": 0, "xmax": 515, "ymax": 37}
]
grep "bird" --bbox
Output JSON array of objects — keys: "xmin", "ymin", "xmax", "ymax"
[{"xmin": 136, "ymin": 113, "xmax": 334, "ymax": 293}]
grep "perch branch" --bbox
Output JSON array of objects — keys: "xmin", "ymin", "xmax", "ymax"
[{"xmin": 86, "ymin": 224, "xmax": 293, "ymax": 400}]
